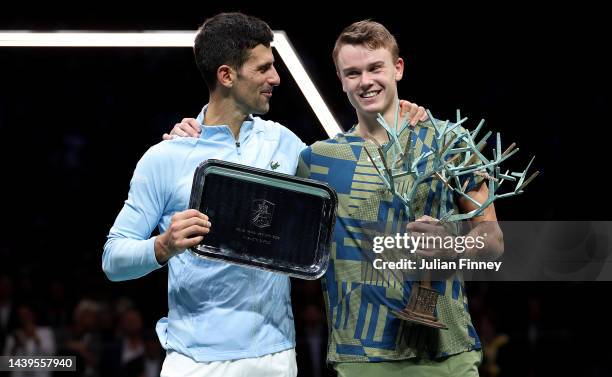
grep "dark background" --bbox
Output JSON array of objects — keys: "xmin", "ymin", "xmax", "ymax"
[{"xmin": 1, "ymin": 4, "xmax": 610, "ymax": 376}]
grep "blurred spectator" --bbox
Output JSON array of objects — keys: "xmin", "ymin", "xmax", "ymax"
[
  {"xmin": 2, "ymin": 304, "xmax": 56, "ymax": 377},
  {"xmin": 55, "ymin": 299, "xmax": 101, "ymax": 377},
  {"xmin": 100, "ymin": 308, "xmax": 150, "ymax": 377},
  {"xmin": 95, "ymin": 301, "xmax": 117, "ymax": 343},
  {"xmin": 119, "ymin": 309, "xmax": 145, "ymax": 377}
]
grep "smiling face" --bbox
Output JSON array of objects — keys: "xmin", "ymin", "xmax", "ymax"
[
  {"xmin": 231, "ymin": 44, "xmax": 280, "ymax": 115},
  {"xmin": 336, "ymin": 44, "xmax": 404, "ymax": 118}
]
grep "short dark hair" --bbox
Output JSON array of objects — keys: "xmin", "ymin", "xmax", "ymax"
[
  {"xmin": 194, "ymin": 12, "xmax": 274, "ymax": 91},
  {"xmin": 332, "ymin": 20, "xmax": 400, "ymax": 70}
]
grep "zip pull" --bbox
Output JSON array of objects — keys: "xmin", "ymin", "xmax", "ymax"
[{"xmin": 235, "ymin": 141, "xmax": 241, "ymax": 156}]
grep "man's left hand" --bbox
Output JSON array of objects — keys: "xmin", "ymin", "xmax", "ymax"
[{"xmin": 406, "ymin": 215, "xmax": 458, "ymax": 262}]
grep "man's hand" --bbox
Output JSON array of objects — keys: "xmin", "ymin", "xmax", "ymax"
[
  {"xmin": 162, "ymin": 118, "xmax": 201, "ymax": 140},
  {"xmin": 399, "ymin": 100, "xmax": 428, "ymax": 126},
  {"xmin": 406, "ymin": 215, "xmax": 458, "ymax": 262},
  {"xmin": 154, "ymin": 209, "xmax": 211, "ymax": 263}
]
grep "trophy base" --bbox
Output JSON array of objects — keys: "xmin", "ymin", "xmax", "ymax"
[{"xmin": 392, "ymin": 284, "xmax": 448, "ymax": 329}]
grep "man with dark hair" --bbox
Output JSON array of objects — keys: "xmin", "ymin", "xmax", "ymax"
[
  {"xmin": 103, "ymin": 13, "xmax": 304, "ymax": 376},
  {"xmin": 193, "ymin": 12, "xmax": 274, "ymax": 91}
]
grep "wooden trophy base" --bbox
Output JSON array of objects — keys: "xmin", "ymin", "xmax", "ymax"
[{"xmin": 392, "ymin": 284, "xmax": 448, "ymax": 329}]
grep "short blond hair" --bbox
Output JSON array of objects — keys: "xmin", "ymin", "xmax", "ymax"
[{"xmin": 332, "ymin": 20, "xmax": 400, "ymax": 68}]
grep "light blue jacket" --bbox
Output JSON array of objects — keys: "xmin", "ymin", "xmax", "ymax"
[{"xmin": 103, "ymin": 106, "xmax": 306, "ymax": 361}]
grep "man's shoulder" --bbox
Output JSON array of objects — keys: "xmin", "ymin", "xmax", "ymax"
[
  {"xmin": 309, "ymin": 131, "xmax": 363, "ymax": 151},
  {"xmin": 299, "ymin": 132, "xmax": 366, "ymax": 171},
  {"xmin": 252, "ymin": 116, "xmax": 281, "ymax": 130},
  {"xmin": 252, "ymin": 116, "xmax": 294, "ymax": 137},
  {"xmin": 137, "ymin": 138, "xmax": 195, "ymax": 168},
  {"xmin": 149, "ymin": 137, "xmax": 195, "ymax": 155}
]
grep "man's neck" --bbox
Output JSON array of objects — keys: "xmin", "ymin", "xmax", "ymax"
[
  {"xmin": 354, "ymin": 100, "xmax": 399, "ymax": 144},
  {"xmin": 205, "ymin": 95, "xmax": 249, "ymax": 139}
]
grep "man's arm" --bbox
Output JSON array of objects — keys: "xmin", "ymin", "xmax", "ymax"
[
  {"xmin": 296, "ymin": 146, "xmax": 313, "ymax": 179},
  {"xmin": 162, "ymin": 100, "xmax": 429, "ymax": 140},
  {"xmin": 458, "ymin": 182, "xmax": 504, "ymax": 261},
  {"xmin": 406, "ymin": 182, "xmax": 503, "ymax": 262},
  {"xmin": 102, "ymin": 148, "xmax": 210, "ymax": 281}
]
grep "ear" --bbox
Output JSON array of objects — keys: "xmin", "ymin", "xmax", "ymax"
[
  {"xmin": 394, "ymin": 57, "xmax": 404, "ymax": 81},
  {"xmin": 216, "ymin": 65, "xmax": 236, "ymax": 88}
]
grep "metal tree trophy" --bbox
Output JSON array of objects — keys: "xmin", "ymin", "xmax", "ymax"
[{"xmin": 363, "ymin": 103, "xmax": 538, "ymax": 329}]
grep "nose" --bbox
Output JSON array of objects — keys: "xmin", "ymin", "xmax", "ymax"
[
  {"xmin": 359, "ymin": 71, "xmax": 373, "ymax": 88},
  {"xmin": 269, "ymin": 65, "xmax": 280, "ymax": 86}
]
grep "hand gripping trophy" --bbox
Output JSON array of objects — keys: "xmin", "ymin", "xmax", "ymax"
[{"xmin": 363, "ymin": 102, "xmax": 538, "ymax": 329}]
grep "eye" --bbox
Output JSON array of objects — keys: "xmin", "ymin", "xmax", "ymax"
[
  {"xmin": 259, "ymin": 64, "xmax": 272, "ymax": 73},
  {"xmin": 346, "ymin": 71, "xmax": 359, "ymax": 78}
]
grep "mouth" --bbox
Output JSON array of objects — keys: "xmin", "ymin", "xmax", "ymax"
[
  {"xmin": 261, "ymin": 89, "xmax": 273, "ymax": 98},
  {"xmin": 359, "ymin": 89, "xmax": 382, "ymax": 100}
]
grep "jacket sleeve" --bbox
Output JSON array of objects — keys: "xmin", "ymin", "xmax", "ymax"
[{"xmin": 102, "ymin": 146, "xmax": 171, "ymax": 281}]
